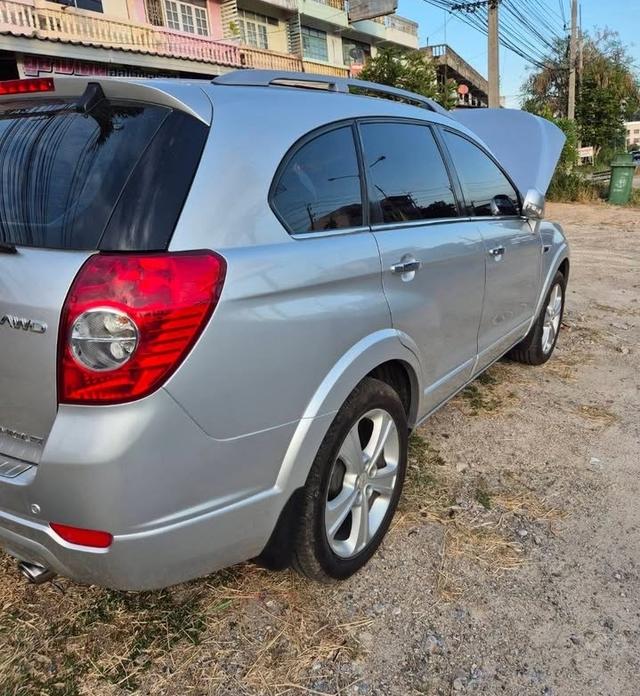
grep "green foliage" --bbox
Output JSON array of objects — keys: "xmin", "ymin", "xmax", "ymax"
[
  {"xmin": 359, "ymin": 47, "xmax": 458, "ymax": 109},
  {"xmin": 546, "ymin": 170, "xmax": 601, "ymax": 203},
  {"xmin": 522, "ymin": 29, "xmax": 640, "ymax": 157},
  {"xmin": 554, "ymin": 117, "xmax": 579, "ymax": 172},
  {"xmin": 543, "ymin": 117, "xmax": 607, "ymax": 202}
]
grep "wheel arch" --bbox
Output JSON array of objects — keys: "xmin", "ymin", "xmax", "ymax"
[
  {"xmin": 275, "ymin": 329, "xmax": 421, "ymax": 495},
  {"xmin": 558, "ymin": 257, "xmax": 570, "ymax": 282},
  {"xmin": 259, "ymin": 334, "xmax": 420, "ymax": 570}
]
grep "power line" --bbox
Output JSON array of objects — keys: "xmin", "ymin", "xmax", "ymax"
[{"xmin": 419, "ymin": 0, "xmax": 565, "ymax": 68}]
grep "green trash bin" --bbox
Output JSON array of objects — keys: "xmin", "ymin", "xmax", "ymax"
[{"xmin": 608, "ymin": 153, "xmax": 636, "ymax": 205}]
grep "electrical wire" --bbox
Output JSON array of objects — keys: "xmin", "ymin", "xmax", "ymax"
[{"xmin": 419, "ymin": 0, "xmax": 567, "ymax": 68}]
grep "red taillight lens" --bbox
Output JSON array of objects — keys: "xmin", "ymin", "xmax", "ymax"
[
  {"xmin": 59, "ymin": 252, "xmax": 226, "ymax": 405},
  {"xmin": 0, "ymin": 77, "xmax": 55, "ymax": 95},
  {"xmin": 50, "ymin": 523, "xmax": 113, "ymax": 548}
]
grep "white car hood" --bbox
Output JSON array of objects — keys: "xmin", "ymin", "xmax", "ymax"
[{"xmin": 451, "ymin": 108, "xmax": 566, "ymax": 196}]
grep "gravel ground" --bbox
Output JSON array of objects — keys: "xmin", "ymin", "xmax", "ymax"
[{"xmin": 1, "ymin": 202, "xmax": 639, "ymax": 696}]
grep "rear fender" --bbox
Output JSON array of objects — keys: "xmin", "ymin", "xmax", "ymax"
[{"xmin": 275, "ymin": 329, "xmax": 421, "ymax": 495}]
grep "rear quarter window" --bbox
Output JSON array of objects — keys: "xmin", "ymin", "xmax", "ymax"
[{"xmin": 271, "ymin": 125, "xmax": 363, "ymax": 235}]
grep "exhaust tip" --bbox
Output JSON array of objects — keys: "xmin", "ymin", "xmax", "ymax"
[{"xmin": 18, "ymin": 561, "xmax": 56, "ymax": 585}]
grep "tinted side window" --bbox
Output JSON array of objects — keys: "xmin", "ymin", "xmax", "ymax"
[
  {"xmin": 442, "ymin": 130, "xmax": 519, "ymax": 216},
  {"xmin": 272, "ymin": 126, "xmax": 363, "ymax": 235},
  {"xmin": 360, "ymin": 122, "xmax": 457, "ymax": 224}
]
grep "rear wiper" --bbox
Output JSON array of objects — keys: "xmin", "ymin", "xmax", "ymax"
[{"xmin": 0, "ymin": 242, "xmax": 17, "ymax": 254}]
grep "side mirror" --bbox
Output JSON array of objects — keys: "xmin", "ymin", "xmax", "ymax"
[
  {"xmin": 522, "ymin": 188, "xmax": 545, "ymax": 219},
  {"xmin": 490, "ymin": 194, "xmax": 518, "ymax": 216}
]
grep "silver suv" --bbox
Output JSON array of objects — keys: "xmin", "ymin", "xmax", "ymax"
[{"xmin": 0, "ymin": 71, "xmax": 569, "ymax": 589}]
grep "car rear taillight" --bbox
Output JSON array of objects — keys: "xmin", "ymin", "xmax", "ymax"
[
  {"xmin": 59, "ymin": 252, "xmax": 226, "ymax": 405},
  {"xmin": 0, "ymin": 77, "xmax": 55, "ymax": 95}
]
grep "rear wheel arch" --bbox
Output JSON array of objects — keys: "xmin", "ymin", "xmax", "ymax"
[
  {"xmin": 259, "ymin": 355, "xmax": 419, "ymax": 571},
  {"xmin": 366, "ymin": 359, "xmax": 418, "ymax": 427}
]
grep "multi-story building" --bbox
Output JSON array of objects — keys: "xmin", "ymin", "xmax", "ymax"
[
  {"xmin": 0, "ymin": 0, "xmax": 418, "ymax": 82},
  {"xmin": 422, "ymin": 44, "xmax": 488, "ymax": 108},
  {"xmin": 625, "ymin": 121, "xmax": 640, "ymax": 149}
]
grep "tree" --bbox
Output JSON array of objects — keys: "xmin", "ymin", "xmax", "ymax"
[
  {"xmin": 522, "ymin": 29, "xmax": 640, "ymax": 159},
  {"xmin": 359, "ymin": 47, "xmax": 458, "ymax": 109}
]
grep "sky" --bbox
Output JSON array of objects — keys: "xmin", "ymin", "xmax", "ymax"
[{"xmin": 396, "ymin": 0, "xmax": 640, "ymax": 108}]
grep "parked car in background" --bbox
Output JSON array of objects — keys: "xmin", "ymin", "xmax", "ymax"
[
  {"xmin": 631, "ymin": 150, "xmax": 640, "ymax": 166},
  {"xmin": 0, "ymin": 72, "xmax": 569, "ymax": 589}
]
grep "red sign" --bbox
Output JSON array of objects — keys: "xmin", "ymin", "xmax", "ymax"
[{"xmin": 457, "ymin": 84, "xmax": 469, "ymax": 95}]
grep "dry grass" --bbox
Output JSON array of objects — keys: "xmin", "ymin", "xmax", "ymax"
[
  {"xmin": 575, "ymin": 404, "xmax": 618, "ymax": 427},
  {"xmin": 0, "ymin": 558, "xmax": 365, "ymax": 696},
  {"xmin": 399, "ymin": 433, "xmax": 567, "ymax": 602}
]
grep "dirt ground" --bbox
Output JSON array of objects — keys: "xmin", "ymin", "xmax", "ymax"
[{"xmin": 1, "ymin": 202, "xmax": 639, "ymax": 696}]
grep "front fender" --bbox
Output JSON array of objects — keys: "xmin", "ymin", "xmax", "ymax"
[
  {"xmin": 530, "ymin": 220, "xmax": 570, "ymax": 328},
  {"xmin": 275, "ymin": 329, "xmax": 422, "ymax": 493}
]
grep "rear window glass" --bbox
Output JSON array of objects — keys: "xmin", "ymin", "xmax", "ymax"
[{"xmin": 0, "ymin": 99, "xmax": 169, "ymax": 250}]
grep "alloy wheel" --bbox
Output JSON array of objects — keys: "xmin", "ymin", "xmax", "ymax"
[
  {"xmin": 541, "ymin": 283, "xmax": 563, "ymax": 354},
  {"xmin": 324, "ymin": 408, "xmax": 400, "ymax": 559}
]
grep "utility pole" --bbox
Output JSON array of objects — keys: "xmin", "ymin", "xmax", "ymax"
[
  {"xmin": 568, "ymin": 0, "xmax": 578, "ymax": 119},
  {"xmin": 488, "ymin": 0, "xmax": 500, "ymax": 107},
  {"xmin": 578, "ymin": 3, "xmax": 583, "ymax": 88}
]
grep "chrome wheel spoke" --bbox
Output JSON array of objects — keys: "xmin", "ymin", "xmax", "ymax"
[
  {"xmin": 353, "ymin": 497, "xmax": 370, "ymax": 554},
  {"xmin": 325, "ymin": 486, "xmax": 358, "ymax": 539},
  {"xmin": 365, "ymin": 412, "xmax": 394, "ymax": 471},
  {"xmin": 338, "ymin": 425, "xmax": 365, "ymax": 474},
  {"xmin": 368, "ymin": 463, "xmax": 397, "ymax": 497}
]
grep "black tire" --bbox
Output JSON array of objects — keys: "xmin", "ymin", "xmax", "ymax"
[
  {"xmin": 292, "ymin": 377, "xmax": 408, "ymax": 582},
  {"xmin": 508, "ymin": 270, "xmax": 566, "ymax": 365}
]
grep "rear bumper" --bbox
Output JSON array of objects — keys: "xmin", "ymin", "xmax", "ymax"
[
  {"xmin": 0, "ymin": 388, "xmax": 300, "ymax": 590},
  {"xmin": 0, "ymin": 486, "xmax": 283, "ymax": 590}
]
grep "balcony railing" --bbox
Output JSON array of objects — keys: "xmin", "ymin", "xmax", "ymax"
[
  {"xmin": 302, "ymin": 60, "xmax": 348, "ymax": 77},
  {"xmin": 309, "ymin": 0, "xmax": 346, "ymax": 11},
  {"xmin": 0, "ymin": 0, "xmax": 242, "ymax": 66},
  {"xmin": 0, "ymin": 0, "xmax": 353, "ymax": 77},
  {"xmin": 356, "ymin": 13, "xmax": 418, "ymax": 37},
  {"xmin": 384, "ymin": 14, "xmax": 418, "ymax": 36},
  {"xmin": 240, "ymin": 45, "xmax": 302, "ymax": 71}
]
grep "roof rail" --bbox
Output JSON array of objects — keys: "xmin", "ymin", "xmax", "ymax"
[{"xmin": 212, "ymin": 70, "xmax": 449, "ymax": 116}]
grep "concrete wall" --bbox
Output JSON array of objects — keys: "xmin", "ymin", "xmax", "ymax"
[{"xmin": 103, "ymin": 0, "xmax": 131, "ymax": 19}]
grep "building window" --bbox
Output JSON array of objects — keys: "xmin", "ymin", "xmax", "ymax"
[
  {"xmin": 163, "ymin": 0, "xmax": 209, "ymax": 35},
  {"xmin": 238, "ymin": 11, "xmax": 275, "ymax": 50},
  {"xmin": 145, "ymin": 0, "xmax": 164, "ymax": 26},
  {"xmin": 342, "ymin": 38, "xmax": 370, "ymax": 66},
  {"xmin": 53, "ymin": 0, "xmax": 103, "ymax": 11},
  {"xmin": 302, "ymin": 26, "xmax": 328, "ymax": 62}
]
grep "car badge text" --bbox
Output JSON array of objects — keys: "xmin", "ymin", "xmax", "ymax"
[{"xmin": 0, "ymin": 314, "xmax": 47, "ymax": 334}]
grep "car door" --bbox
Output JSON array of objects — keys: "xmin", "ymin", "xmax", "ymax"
[
  {"xmin": 440, "ymin": 128, "xmax": 542, "ymax": 372},
  {"xmin": 359, "ymin": 120, "xmax": 486, "ymax": 415}
]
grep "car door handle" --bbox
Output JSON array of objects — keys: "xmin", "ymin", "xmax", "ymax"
[
  {"xmin": 390, "ymin": 260, "xmax": 421, "ymax": 274},
  {"xmin": 489, "ymin": 246, "xmax": 506, "ymax": 258}
]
